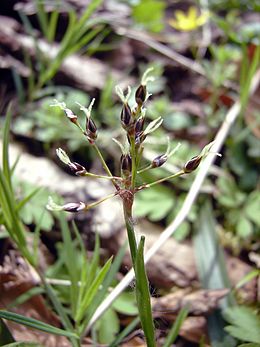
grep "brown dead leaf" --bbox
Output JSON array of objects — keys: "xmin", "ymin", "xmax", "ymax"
[
  {"xmin": 0, "ymin": 251, "xmax": 70, "ymax": 347},
  {"xmin": 152, "ymin": 288, "xmax": 229, "ymax": 318},
  {"xmin": 180, "ymin": 316, "xmax": 208, "ymax": 345}
]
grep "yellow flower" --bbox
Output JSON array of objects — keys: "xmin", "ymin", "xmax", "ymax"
[{"xmin": 169, "ymin": 6, "xmax": 210, "ymax": 31}]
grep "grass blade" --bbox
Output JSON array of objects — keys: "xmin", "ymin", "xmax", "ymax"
[
  {"xmin": 2, "ymin": 104, "xmax": 12, "ymax": 189},
  {"xmin": 77, "ymin": 256, "xmax": 113, "ymax": 328},
  {"xmin": 163, "ymin": 306, "xmax": 189, "ymax": 347},
  {"xmin": 193, "ymin": 200, "xmax": 233, "ymax": 347},
  {"xmin": 109, "ymin": 316, "xmax": 140, "ymax": 347},
  {"xmin": 135, "ymin": 236, "xmax": 156, "ymax": 347},
  {"xmin": 0, "ymin": 311, "xmax": 78, "ymax": 339},
  {"xmin": 0, "ymin": 318, "xmax": 15, "ymax": 344}
]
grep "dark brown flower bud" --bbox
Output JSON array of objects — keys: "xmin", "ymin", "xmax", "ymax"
[
  {"xmin": 135, "ymin": 85, "xmax": 146, "ymax": 105},
  {"xmin": 135, "ymin": 132, "xmax": 147, "ymax": 145},
  {"xmin": 120, "ymin": 154, "xmax": 132, "ymax": 177},
  {"xmin": 183, "ymin": 156, "xmax": 202, "ymax": 173},
  {"xmin": 64, "ymin": 108, "xmax": 78, "ymax": 124},
  {"xmin": 85, "ymin": 117, "xmax": 97, "ymax": 144},
  {"xmin": 63, "ymin": 202, "xmax": 86, "ymax": 212},
  {"xmin": 68, "ymin": 162, "xmax": 87, "ymax": 176},
  {"xmin": 121, "ymin": 103, "xmax": 132, "ymax": 130},
  {"xmin": 151, "ymin": 154, "xmax": 167, "ymax": 168},
  {"xmin": 135, "ymin": 117, "xmax": 145, "ymax": 134}
]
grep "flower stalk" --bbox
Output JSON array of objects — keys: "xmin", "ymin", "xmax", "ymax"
[{"xmin": 49, "ymin": 68, "xmax": 220, "ymax": 346}]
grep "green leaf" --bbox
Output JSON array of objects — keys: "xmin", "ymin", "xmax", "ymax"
[
  {"xmin": 113, "ymin": 292, "xmax": 138, "ymax": 316},
  {"xmin": 98, "ymin": 308, "xmax": 120, "ymax": 344},
  {"xmin": 76, "ymin": 257, "xmax": 113, "ymax": 325},
  {"xmin": 224, "ymin": 306, "xmax": 260, "ymax": 343},
  {"xmin": 0, "ymin": 318, "xmax": 15, "ymax": 344},
  {"xmin": 193, "ymin": 201, "xmax": 233, "ymax": 346},
  {"xmin": 163, "ymin": 306, "xmax": 189, "ymax": 347},
  {"xmin": 132, "ymin": 0, "xmax": 165, "ymax": 33},
  {"xmin": 135, "ymin": 185, "xmax": 174, "ymax": 221},
  {"xmin": 135, "ymin": 236, "xmax": 156, "ymax": 347},
  {"xmin": 236, "ymin": 217, "xmax": 253, "ymax": 239},
  {"xmin": 239, "ymin": 344, "xmax": 260, "ymax": 347},
  {"xmin": 3, "ymin": 343, "xmax": 43, "ymax": 347},
  {"xmin": 244, "ymin": 191, "xmax": 260, "ymax": 227},
  {"xmin": 108, "ymin": 316, "xmax": 140, "ymax": 347},
  {"xmin": 235, "ymin": 269, "xmax": 260, "ymax": 289},
  {"xmin": 0, "ymin": 311, "xmax": 78, "ymax": 339}
]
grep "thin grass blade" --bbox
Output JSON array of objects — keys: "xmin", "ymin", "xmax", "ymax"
[
  {"xmin": 163, "ymin": 306, "xmax": 189, "ymax": 347},
  {"xmin": 135, "ymin": 236, "xmax": 156, "ymax": 347},
  {"xmin": 0, "ymin": 311, "xmax": 78, "ymax": 339}
]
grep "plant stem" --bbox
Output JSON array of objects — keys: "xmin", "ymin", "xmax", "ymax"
[
  {"xmin": 123, "ymin": 202, "xmax": 137, "ymax": 264},
  {"xmin": 130, "ymin": 137, "xmax": 137, "ymax": 189},
  {"xmin": 87, "ymin": 192, "xmax": 117, "ymax": 210},
  {"xmin": 93, "ymin": 144, "xmax": 120, "ymax": 190},
  {"xmin": 84, "ymin": 172, "xmax": 122, "ymax": 181},
  {"xmin": 137, "ymin": 164, "xmax": 152, "ymax": 174},
  {"xmin": 137, "ymin": 170, "xmax": 185, "ymax": 191}
]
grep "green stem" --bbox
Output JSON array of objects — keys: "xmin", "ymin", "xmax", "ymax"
[
  {"xmin": 130, "ymin": 137, "xmax": 137, "ymax": 189},
  {"xmin": 137, "ymin": 164, "xmax": 152, "ymax": 174},
  {"xmin": 123, "ymin": 203, "xmax": 137, "ymax": 265},
  {"xmin": 86, "ymin": 192, "xmax": 117, "ymax": 210},
  {"xmin": 93, "ymin": 144, "xmax": 120, "ymax": 190},
  {"xmin": 136, "ymin": 170, "xmax": 185, "ymax": 191},
  {"xmin": 84, "ymin": 172, "xmax": 122, "ymax": 181}
]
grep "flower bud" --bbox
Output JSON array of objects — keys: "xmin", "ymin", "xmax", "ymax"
[
  {"xmin": 135, "ymin": 117, "xmax": 145, "ymax": 134},
  {"xmin": 46, "ymin": 197, "xmax": 86, "ymax": 212},
  {"xmin": 64, "ymin": 108, "xmax": 78, "ymax": 124},
  {"xmin": 62, "ymin": 202, "xmax": 86, "ymax": 212},
  {"xmin": 135, "ymin": 85, "xmax": 146, "ymax": 105},
  {"xmin": 135, "ymin": 132, "xmax": 147, "ymax": 145},
  {"xmin": 68, "ymin": 162, "xmax": 87, "ymax": 176},
  {"xmin": 85, "ymin": 117, "xmax": 97, "ymax": 144},
  {"xmin": 151, "ymin": 154, "xmax": 167, "ymax": 168},
  {"xmin": 183, "ymin": 155, "xmax": 202, "ymax": 173},
  {"xmin": 121, "ymin": 103, "xmax": 132, "ymax": 130},
  {"xmin": 120, "ymin": 154, "xmax": 132, "ymax": 177}
]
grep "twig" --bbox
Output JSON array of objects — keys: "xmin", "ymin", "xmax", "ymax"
[
  {"xmin": 85, "ymin": 69, "xmax": 260, "ymax": 333},
  {"xmin": 116, "ymin": 27, "xmax": 205, "ymax": 75}
]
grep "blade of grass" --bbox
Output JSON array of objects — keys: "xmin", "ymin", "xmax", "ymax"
[
  {"xmin": 35, "ymin": 0, "xmax": 49, "ymax": 40},
  {"xmin": 7, "ymin": 287, "xmax": 45, "ymax": 309},
  {"xmin": 0, "ymin": 318, "xmax": 15, "ymax": 344},
  {"xmin": 193, "ymin": 200, "xmax": 233, "ymax": 347},
  {"xmin": 76, "ymin": 256, "xmax": 113, "ymax": 329},
  {"xmin": 163, "ymin": 306, "xmax": 189, "ymax": 347},
  {"xmin": 0, "ymin": 311, "xmax": 78, "ymax": 339},
  {"xmin": 80, "ymin": 241, "xmax": 127, "ymax": 335},
  {"xmin": 108, "ymin": 316, "xmax": 140, "ymax": 347},
  {"xmin": 59, "ymin": 214, "xmax": 79, "ymax": 317},
  {"xmin": 48, "ymin": 9, "xmax": 60, "ymax": 42},
  {"xmin": 2, "ymin": 104, "xmax": 12, "ymax": 189},
  {"xmin": 135, "ymin": 236, "xmax": 156, "ymax": 347}
]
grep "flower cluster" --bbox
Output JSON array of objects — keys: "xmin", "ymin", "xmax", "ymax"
[{"xmin": 47, "ymin": 68, "xmax": 220, "ymax": 213}]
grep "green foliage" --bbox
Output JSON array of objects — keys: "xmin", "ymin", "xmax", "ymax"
[
  {"xmin": 13, "ymin": 178, "xmax": 57, "ymax": 231},
  {"xmin": 113, "ymin": 291, "xmax": 138, "ymax": 316},
  {"xmin": 3, "ymin": 343, "xmax": 43, "ymax": 347},
  {"xmin": 97, "ymin": 308, "xmax": 120, "ymax": 344},
  {"xmin": 135, "ymin": 184, "xmax": 174, "ymax": 221},
  {"xmin": 217, "ymin": 175, "xmax": 260, "ymax": 239},
  {"xmin": 163, "ymin": 306, "xmax": 189, "ymax": 347},
  {"xmin": 132, "ymin": 0, "xmax": 166, "ymax": 33},
  {"xmin": 0, "ymin": 311, "xmax": 78, "ymax": 339},
  {"xmin": 13, "ymin": 90, "xmax": 89, "ymax": 151},
  {"xmin": 135, "ymin": 236, "xmax": 156, "ymax": 347},
  {"xmin": 19, "ymin": 0, "xmax": 105, "ymax": 99},
  {"xmin": 224, "ymin": 306, "xmax": 260, "ymax": 344}
]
